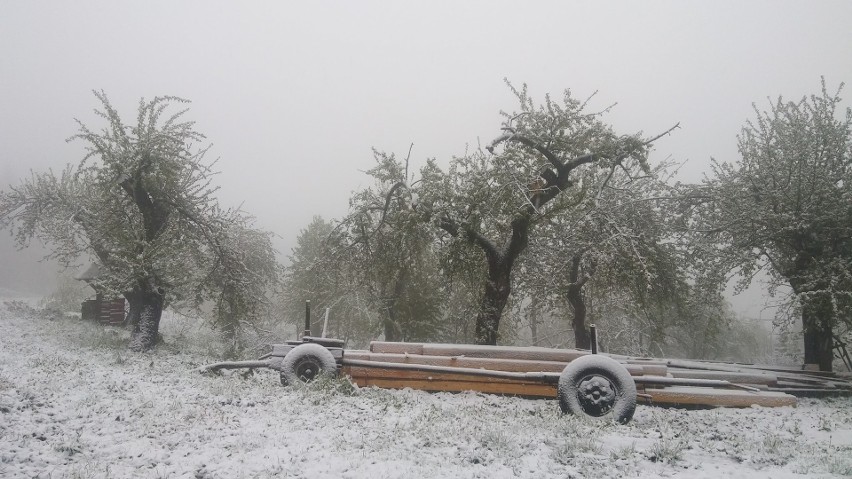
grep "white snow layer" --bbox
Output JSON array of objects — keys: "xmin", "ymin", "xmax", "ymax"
[{"xmin": 1, "ymin": 301, "xmax": 851, "ymax": 478}]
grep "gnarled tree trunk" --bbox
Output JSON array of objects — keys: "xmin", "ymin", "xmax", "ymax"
[
  {"xmin": 567, "ymin": 283, "xmax": 590, "ymax": 350},
  {"xmin": 475, "ymin": 260, "xmax": 512, "ymax": 345},
  {"xmin": 801, "ymin": 296, "xmax": 835, "ymax": 372},
  {"xmin": 127, "ymin": 287, "xmax": 165, "ymax": 352},
  {"xmin": 566, "ymin": 254, "xmax": 592, "ymax": 350}
]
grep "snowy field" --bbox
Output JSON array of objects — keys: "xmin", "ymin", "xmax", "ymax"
[{"xmin": 1, "ymin": 299, "xmax": 851, "ymax": 478}]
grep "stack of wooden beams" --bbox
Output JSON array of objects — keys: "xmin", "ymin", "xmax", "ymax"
[{"xmin": 341, "ymin": 342, "xmax": 852, "ymax": 409}]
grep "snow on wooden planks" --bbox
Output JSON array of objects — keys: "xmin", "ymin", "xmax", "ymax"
[{"xmin": 370, "ymin": 341, "xmax": 589, "ymax": 363}]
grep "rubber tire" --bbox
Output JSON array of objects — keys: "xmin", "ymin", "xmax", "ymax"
[
  {"xmin": 280, "ymin": 343, "xmax": 338, "ymax": 385},
  {"xmin": 557, "ymin": 354, "xmax": 637, "ymax": 424}
]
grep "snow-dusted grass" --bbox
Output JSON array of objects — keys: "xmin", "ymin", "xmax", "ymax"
[{"xmin": 1, "ymin": 301, "xmax": 851, "ymax": 478}]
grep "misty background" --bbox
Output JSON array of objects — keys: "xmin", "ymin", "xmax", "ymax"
[{"xmin": 2, "ymin": 0, "xmax": 852, "ymax": 320}]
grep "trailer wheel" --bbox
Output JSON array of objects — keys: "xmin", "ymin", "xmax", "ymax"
[
  {"xmin": 557, "ymin": 355, "xmax": 637, "ymax": 424},
  {"xmin": 280, "ymin": 343, "xmax": 338, "ymax": 385}
]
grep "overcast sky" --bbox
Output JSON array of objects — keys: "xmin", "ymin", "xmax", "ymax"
[{"xmin": 2, "ymin": 1, "xmax": 851, "ymax": 315}]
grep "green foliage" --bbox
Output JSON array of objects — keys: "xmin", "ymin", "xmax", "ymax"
[{"xmin": 282, "ymin": 215, "xmax": 376, "ymax": 345}]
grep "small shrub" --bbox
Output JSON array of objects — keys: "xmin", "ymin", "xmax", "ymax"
[
  {"xmin": 290, "ymin": 374, "xmax": 359, "ymax": 399},
  {"xmin": 648, "ymin": 436, "xmax": 686, "ymax": 464},
  {"xmin": 551, "ymin": 436, "xmax": 603, "ymax": 464},
  {"xmin": 818, "ymin": 415, "xmax": 833, "ymax": 432},
  {"xmin": 826, "ymin": 455, "xmax": 852, "ymax": 475},
  {"xmin": 610, "ymin": 442, "xmax": 637, "ymax": 461}
]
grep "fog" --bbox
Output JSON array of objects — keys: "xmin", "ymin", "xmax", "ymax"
[{"xmin": 2, "ymin": 1, "xmax": 851, "ymax": 316}]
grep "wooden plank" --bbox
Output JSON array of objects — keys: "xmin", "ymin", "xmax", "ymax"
[
  {"xmin": 344, "ymin": 366, "xmax": 555, "ymax": 385},
  {"xmin": 663, "ymin": 358, "xmax": 834, "ymax": 379},
  {"xmin": 634, "ymin": 376, "xmax": 758, "ymax": 391},
  {"xmin": 774, "ymin": 379, "xmax": 836, "ymax": 389},
  {"xmin": 667, "ymin": 368, "xmax": 777, "ymax": 386},
  {"xmin": 767, "ymin": 388, "xmax": 852, "ymax": 398},
  {"xmin": 642, "ymin": 387, "xmax": 797, "ymax": 408},
  {"xmin": 342, "ymin": 359, "xmax": 560, "ymax": 383},
  {"xmin": 369, "ymin": 342, "xmax": 424, "ymax": 355},
  {"xmin": 348, "ymin": 376, "xmax": 557, "ymax": 398},
  {"xmin": 344, "ymin": 351, "xmax": 664, "ymax": 377}
]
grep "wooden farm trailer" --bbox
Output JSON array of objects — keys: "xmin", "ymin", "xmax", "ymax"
[{"xmin": 202, "ymin": 334, "xmax": 852, "ymax": 424}]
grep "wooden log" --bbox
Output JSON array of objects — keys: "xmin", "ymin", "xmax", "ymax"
[
  {"xmin": 642, "ymin": 387, "xmax": 797, "ymax": 408},
  {"xmin": 667, "ymin": 368, "xmax": 778, "ymax": 386},
  {"xmin": 766, "ymin": 387, "xmax": 851, "ymax": 398},
  {"xmin": 661, "ymin": 358, "xmax": 831, "ymax": 379},
  {"xmin": 636, "ymin": 376, "xmax": 761, "ymax": 392},
  {"xmin": 344, "ymin": 351, "xmax": 666, "ymax": 377}
]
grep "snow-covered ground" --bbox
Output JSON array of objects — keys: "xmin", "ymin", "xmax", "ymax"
[{"xmin": 1, "ymin": 300, "xmax": 851, "ymax": 478}]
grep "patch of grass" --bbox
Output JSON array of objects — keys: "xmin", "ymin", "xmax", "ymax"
[
  {"xmin": 610, "ymin": 442, "xmax": 637, "ymax": 461},
  {"xmin": 818, "ymin": 414, "xmax": 833, "ymax": 432},
  {"xmin": 825, "ymin": 454, "xmax": 852, "ymax": 475},
  {"xmin": 551, "ymin": 436, "xmax": 603, "ymax": 464},
  {"xmin": 0, "ymin": 373, "xmax": 13, "ymax": 391},
  {"xmin": 290, "ymin": 374, "xmax": 359, "ymax": 399},
  {"xmin": 746, "ymin": 430, "xmax": 794, "ymax": 467},
  {"xmin": 800, "ymin": 443, "xmax": 852, "ymax": 476},
  {"xmin": 54, "ymin": 430, "xmax": 85, "ymax": 457},
  {"xmin": 112, "ymin": 351, "xmax": 126, "ymax": 365},
  {"xmin": 785, "ymin": 419, "xmax": 802, "ymax": 435},
  {"xmin": 648, "ymin": 436, "xmax": 686, "ymax": 464},
  {"xmin": 65, "ymin": 462, "xmax": 112, "ymax": 479},
  {"xmin": 762, "ymin": 432, "xmax": 783, "ymax": 454}
]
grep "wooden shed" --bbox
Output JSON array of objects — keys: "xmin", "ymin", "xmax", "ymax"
[{"xmin": 75, "ymin": 262, "xmax": 126, "ymax": 325}]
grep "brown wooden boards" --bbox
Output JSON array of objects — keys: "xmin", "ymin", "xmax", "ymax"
[
  {"xmin": 343, "ymin": 365, "xmax": 798, "ymax": 407},
  {"xmin": 349, "ymin": 376, "xmax": 558, "ymax": 397},
  {"xmin": 349, "ymin": 341, "xmax": 852, "ymax": 407}
]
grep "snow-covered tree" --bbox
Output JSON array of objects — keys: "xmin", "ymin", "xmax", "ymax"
[
  {"xmin": 0, "ymin": 92, "xmax": 278, "ymax": 352},
  {"xmin": 682, "ymin": 80, "xmax": 852, "ymax": 371},
  {"xmin": 201, "ymin": 212, "xmax": 281, "ymax": 356},
  {"xmin": 517, "ymin": 162, "xmax": 687, "ymax": 350},
  {"xmin": 411, "ymin": 83, "xmax": 677, "ymax": 345},
  {"xmin": 336, "ymin": 152, "xmax": 445, "ymax": 342},
  {"xmin": 281, "ymin": 216, "xmax": 376, "ymax": 345}
]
